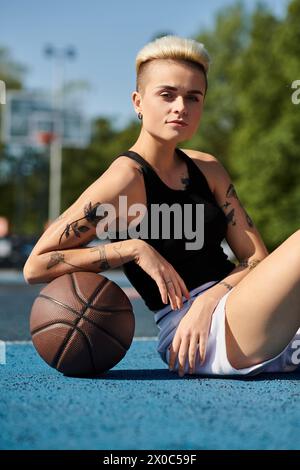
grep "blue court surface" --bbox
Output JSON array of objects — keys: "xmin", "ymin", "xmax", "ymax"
[
  {"xmin": 1, "ymin": 341, "xmax": 300, "ymax": 450},
  {"xmin": 0, "ymin": 269, "xmax": 300, "ymax": 450}
]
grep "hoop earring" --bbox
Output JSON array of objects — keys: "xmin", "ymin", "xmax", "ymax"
[{"xmin": 138, "ymin": 112, "xmax": 143, "ymax": 120}]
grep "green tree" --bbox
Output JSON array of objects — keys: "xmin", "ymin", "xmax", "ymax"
[
  {"xmin": 228, "ymin": 0, "xmax": 300, "ymax": 249},
  {"xmin": 0, "ymin": 46, "xmax": 27, "ymax": 231},
  {"xmin": 0, "ymin": 46, "xmax": 26, "ymax": 89},
  {"xmin": 61, "ymin": 117, "xmax": 140, "ymax": 210},
  {"xmin": 184, "ymin": 1, "xmax": 300, "ymax": 250},
  {"xmin": 186, "ymin": 2, "xmax": 249, "ymax": 159}
]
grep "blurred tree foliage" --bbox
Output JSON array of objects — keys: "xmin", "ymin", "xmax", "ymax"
[
  {"xmin": 187, "ymin": 0, "xmax": 300, "ymax": 250},
  {"xmin": 0, "ymin": 48, "xmax": 27, "ymax": 232},
  {"xmin": 228, "ymin": 0, "xmax": 300, "ymax": 248},
  {"xmin": 0, "ymin": 0, "xmax": 299, "ymax": 251},
  {"xmin": 0, "ymin": 47, "xmax": 26, "ymax": 90},
  {"xmin": 61, "ymin": 118, "xmax": 140, "ymax": 209}
]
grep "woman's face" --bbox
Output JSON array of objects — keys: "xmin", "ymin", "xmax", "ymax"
[{"xmin": 132, "ymin": 59, "xmax": 206, "ymax": 143}]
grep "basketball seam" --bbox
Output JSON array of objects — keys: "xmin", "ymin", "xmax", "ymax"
[
  {"xmin": 32, "ymin": 320, "xmax": 96, "ymax": 373},
  {"xmin": 31, "ymin": 294, "xmax": 128, "ymax": 351},
  {"xmin": 70, "ymin": 273, "xmax": 131, "ymax": 350},
  {"xmin": 32, "ymin": 320, "xmax": 128, "ymax": 364},
  {"xmin": 35, "ymin": 294, "xmax": 128, "ymax": 333},
  {"xmin": 70, "ymin": 272, "xmax": 108, "ymax": 307},
  {"xmin": 47, "ymin": 275, "xmax": 108, "ymax": 372},
  {"xmin": 71, "ymin": 272, "xmax": 132, "ymax": 313},
  {"xmin": 34, "ymin": 295, "xmax": 130, "ymax": 352},
  {"xmin": 88, "ymin": 280, "xmax": 132, "ymax": 313}
]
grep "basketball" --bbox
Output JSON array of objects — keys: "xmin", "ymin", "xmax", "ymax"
[{"xmin": 30, "ymin": 271, "xmax": 135, "ymax": 376}]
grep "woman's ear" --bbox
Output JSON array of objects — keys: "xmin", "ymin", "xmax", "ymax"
[{"xmin": 131, "ymin": 90, "xmax": 142, "ymax": 115}]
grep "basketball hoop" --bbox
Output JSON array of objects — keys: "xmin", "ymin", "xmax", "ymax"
[{"xmin": 36, "ymin": 131, "xmax": 57, "ymax": 146}]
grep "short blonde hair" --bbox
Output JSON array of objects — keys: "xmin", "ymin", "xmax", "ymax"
[{"xmin": 135, "ymin": 35, "xmax": 211, "ymax": 94}]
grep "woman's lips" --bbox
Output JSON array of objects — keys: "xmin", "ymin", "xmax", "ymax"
[{"xmin": 167, "ymin": 121, "xmax": 188, "ymax": 127}]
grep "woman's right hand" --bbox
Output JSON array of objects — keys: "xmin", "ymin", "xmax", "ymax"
[{"xmin": 133, "ymin": 239, "xmax": 190, "ymax": 310}]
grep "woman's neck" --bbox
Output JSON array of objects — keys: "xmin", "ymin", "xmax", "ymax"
[{"xmin": 129, "ymin": 130, "xmax": 180, "ymax": 174}]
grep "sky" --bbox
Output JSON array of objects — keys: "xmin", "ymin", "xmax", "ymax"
[{"xmin": 1, "ymin": 0, "xmax": 289, "ymax": 129}]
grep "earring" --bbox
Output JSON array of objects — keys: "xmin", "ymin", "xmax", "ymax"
[{"xmin": 138, "ymin": 112, "xmax": 143, "ymax": 120}]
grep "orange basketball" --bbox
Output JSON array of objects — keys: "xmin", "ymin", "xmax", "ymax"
[{"xmin": 30, "ymin": 271, "xmax": 135, "ymax": 376}]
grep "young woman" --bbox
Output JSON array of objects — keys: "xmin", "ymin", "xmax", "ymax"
[{"xmin": 24, "ymin": 35, "xmax": 300, "ymax": 378}]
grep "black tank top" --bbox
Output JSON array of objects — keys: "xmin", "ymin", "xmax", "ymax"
[{"xmin": 110, "ymin": 148, "xmax": 235, "ymax": 312}]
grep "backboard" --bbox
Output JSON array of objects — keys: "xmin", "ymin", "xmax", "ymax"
[{"xmin": 1, "ymin": 90, "xmax": 91, "ymax": 150}]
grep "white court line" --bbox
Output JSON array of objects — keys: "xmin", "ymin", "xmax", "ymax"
[
  {"xmin": 5, "ymin": 340, "xmax": 32, "ymax": 344},
  {"xmin": 5, "ymin": 337, "xmax": 158, "ymax": 345},
  {"xmin": 133, "ymin": 337, "xmax": 157, "ymax": 341}
]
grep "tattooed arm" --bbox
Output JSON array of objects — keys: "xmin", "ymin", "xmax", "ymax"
[
  {"xmin": 206, "ymin": 154, "xmax": 269, "ymax": 262},
  {"xmin": 23, "ymin": 239, "xmax": 141, "ymax": 284},
  {"xmin": 200, "ymin": 161, "xmax": 270, "ymax": 301},
  {"xmin": 180, "ymin": 151, "xmax": 269, "ymax": 301},
  {"xmin": 194, "ymin": 255, "xmax": 265, "ymax": 303},
  {"xmin": 23, "ymin": 160, "xmax": 144, "ymax": 284}
]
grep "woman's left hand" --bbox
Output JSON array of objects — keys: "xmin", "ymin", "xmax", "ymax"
[{"xmin": 168, "ymin": 294, "xmax": 220, "ymax": 377}]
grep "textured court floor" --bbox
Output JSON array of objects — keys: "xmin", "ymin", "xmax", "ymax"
[
  {"xmin": 1, "ymin": 270, "xmax": 300, "ymax": 450},
  {"xmin": 1, "ymin": 341, "xmax": 300, "ymax": 450}
]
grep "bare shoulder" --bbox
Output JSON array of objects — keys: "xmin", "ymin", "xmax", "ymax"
[
  {"xmin": 180, "ymin": 148, "xmax": 219, "ymax": 163},
  {"xmin": 105, "ymin": 155, "xmax": 146, "ymax": 202},
  {"xmin": 179, "ymin": 148, "xmax": 220, "ymax": 194},
  {"xmin": 61, "ymin": 156, "xmax": 145, "ymax": 209},
  {"xmin": 106, "ymin": 155, "xmax": 143, "ymax": 180},
  {"xmin": 95, "ymin": 155, "xmax": 145, "ymax": 195},
  {"xmin": 109, "ymin": 155, "xmax": 144, "ymax": 176}
]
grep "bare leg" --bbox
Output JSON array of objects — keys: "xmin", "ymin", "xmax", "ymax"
[{"xmin": 225, "ymin": 229, "xmax": 300, "ymax": 369}]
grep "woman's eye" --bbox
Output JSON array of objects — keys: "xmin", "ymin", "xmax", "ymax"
[
  {"xmin": 160, "ymin": 93, "xmax": 199, "ymax": 102},
  {"xmin": 187, "ymin": 96, "xmax": 199, "ymax": 102}
]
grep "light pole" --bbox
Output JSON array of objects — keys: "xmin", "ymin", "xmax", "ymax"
[{"xmin": 43, "ymin": 45, "xmax": 76, "ymax": 222}]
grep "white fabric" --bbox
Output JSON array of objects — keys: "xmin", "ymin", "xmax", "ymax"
[{"xmin": 154, "ymin": 281, "xmax": 300, "ymax": 376}]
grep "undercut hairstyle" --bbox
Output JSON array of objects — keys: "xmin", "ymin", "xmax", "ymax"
[{"xmin": 135, "ymin": 35, "xmax": 211, "ymax": 96}]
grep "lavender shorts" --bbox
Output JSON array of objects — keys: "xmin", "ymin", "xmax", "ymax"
[{"xmin": 154, "ymin": 280, "xmax": 300, "ymax": 376}]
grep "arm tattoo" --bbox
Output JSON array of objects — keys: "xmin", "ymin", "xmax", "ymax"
[
  {"xmin": 59, "ymin": 201, "xmax": 107, "ymax": 244},
  {"xmin": 245, "ymin": 212, "xmax": 254, "ymax": 228},
  {"xmin": 219, "ymin": 281, "xmax": 233, "ymax": 291},
  {"xmin": 46, "ymin": 251, "xmax": 83, "ymax": 270},
  {"xmin": 238, "ymin": 258, "xmax": 261, "ymax": 270},
  {"xmin": 136, "ymin": 166, "xmax": 143, "ymax": 176},
  {"xmin": 226, "ymin": 183, "xmax": 239, "ymax": 199},
  {"xmin": 90, "ymin": 245, "xmax": 110, "ymax": 270},
  {"xmin": 221, "ymin": 201, "xmax": 231, "ymax": 210},
  {"xmin": 47, "ymin": 252, "xmax": 64, "ymax": 269},
  {"xmin": 112, "ymin": 242, "xmax": 126, "ymax": 265},
  {"xmin": 221, "ymin": 183, "xmax": 254, "ymax": 228},
  {"xmin": 225, "ymin": 208, "xmax": 236, "ymax": 226}
]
